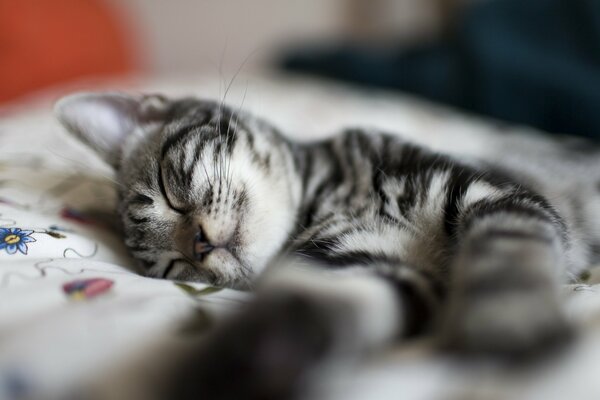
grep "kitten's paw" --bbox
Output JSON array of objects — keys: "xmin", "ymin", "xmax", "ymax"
[
  {"xmin": 441, "ymin": 289, "xmax": 573, "ymax": 358},
  {"xmin": 166, "ymin": 292, "xmax": 335, "ymax": 400}
]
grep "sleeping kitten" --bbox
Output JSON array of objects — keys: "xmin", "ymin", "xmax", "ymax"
[{"xmin": 55, "ymin": 92, "xmax": 600, "ymax": 398}]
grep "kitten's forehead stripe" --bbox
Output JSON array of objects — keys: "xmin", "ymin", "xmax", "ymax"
[{"xmin": 161, "ymin": 119, "xmax": 211, "ymax": 159}]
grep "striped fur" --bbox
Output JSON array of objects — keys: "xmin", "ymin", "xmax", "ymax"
[{"xmin": 56, "ymin": 92, "xmax": 600, "ymax": 395}]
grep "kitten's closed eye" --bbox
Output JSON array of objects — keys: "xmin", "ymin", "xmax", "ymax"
[{"xmin": 158, "ymin": 165, "xmax": 187, "ymax": 214}]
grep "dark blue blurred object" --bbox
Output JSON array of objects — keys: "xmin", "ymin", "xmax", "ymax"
[{"xmin": 282, "ymin": 0, "xmax": 600, "ymax": 140}]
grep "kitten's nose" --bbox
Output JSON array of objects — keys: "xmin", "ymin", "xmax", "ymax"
[{"xmin": 193, "ymin": 230, "xmax": 214, "ymax": 260}]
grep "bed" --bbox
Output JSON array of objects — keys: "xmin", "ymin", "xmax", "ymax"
[{"xmin": 1, "ymin": 72, "xmax": 600, "ymax": 400}]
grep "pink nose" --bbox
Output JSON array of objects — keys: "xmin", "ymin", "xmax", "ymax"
[{"xmin": 193, "ymin": 230, "xmax": 214, "ymax": 260}]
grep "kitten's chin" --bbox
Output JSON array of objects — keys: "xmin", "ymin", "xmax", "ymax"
[
  {"xmin": 194, "ymin": 248, "xmax": 257, "ymax": 290},
  {"xmin": 227, "ymin": 278, "xmax": 254, "ymax": 291}
]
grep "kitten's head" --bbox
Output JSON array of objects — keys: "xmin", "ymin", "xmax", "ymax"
[{"xmin": 55, "ymin": 92, "xmax": 302, "ymax": 288}]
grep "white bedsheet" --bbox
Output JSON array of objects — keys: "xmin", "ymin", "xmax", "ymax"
[{"xmin": 1, "ymin": 73, "xmax": 599, "ymax": 400}]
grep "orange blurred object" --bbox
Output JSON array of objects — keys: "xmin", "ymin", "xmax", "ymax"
[{"xmin": 0, "ymin": 0, "xmax": 138, "ymax": 104}]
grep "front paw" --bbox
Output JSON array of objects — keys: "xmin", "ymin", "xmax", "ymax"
[
  {"xmin": 166, "ymin": 293, "xmax": 334, "ymax": 400},
  {"xmin": 441, "ymin": 288, "xmax": 574, "ymax": 357}
]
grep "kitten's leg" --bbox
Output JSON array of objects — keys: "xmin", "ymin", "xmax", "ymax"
[
  {"xmin": 443, "ymin": 191, "xmax": 573, "ymax": 355},
  {"xmin": 164, "ymin": 263, "xmax": 437, "ymax": 400}
]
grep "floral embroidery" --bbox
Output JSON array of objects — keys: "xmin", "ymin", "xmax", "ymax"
[
  {"xmin": 63, "ymin": 278, "xmax": 114, "ymax": 300},
  {"xmin": 0, "ymin": 228, "xmax": 36, "ymax": 255}
]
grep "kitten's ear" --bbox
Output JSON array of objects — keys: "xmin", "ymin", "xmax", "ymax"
[{"xmin": 54, "ymin": 92, "xmax": 168, "ymax": 168}]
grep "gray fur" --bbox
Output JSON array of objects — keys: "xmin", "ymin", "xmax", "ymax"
[{"xmin": 56, "ymin": 92, "xmax": 600, "ymax": 395}]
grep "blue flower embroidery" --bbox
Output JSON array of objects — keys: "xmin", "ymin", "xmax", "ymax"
[{"xmin": 0, "ymin": 228, "xmax": 36, "ymax": 255}]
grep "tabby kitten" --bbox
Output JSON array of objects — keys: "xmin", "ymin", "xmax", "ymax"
[{"xmin": 56, "ymin": 92, "xmax": 600, "ymax": 398}]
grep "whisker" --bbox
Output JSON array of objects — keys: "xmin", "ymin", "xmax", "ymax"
[
  {"xmin": 217, "ymin": 47, "xmax": 259, "ymax": 200},
  {"xmin": 226, "ymin": 78, "xmax": 250, "ymax": 198}
]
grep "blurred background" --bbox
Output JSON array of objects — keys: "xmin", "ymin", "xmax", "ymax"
[{"xmin": 1, "ymin": 0, "xmax": 599, "ymax": 139}]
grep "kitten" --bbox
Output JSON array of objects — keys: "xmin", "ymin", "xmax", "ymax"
[{"xmin": 56, "ymin": 92, "xmax": 600, "ymax": 398}]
